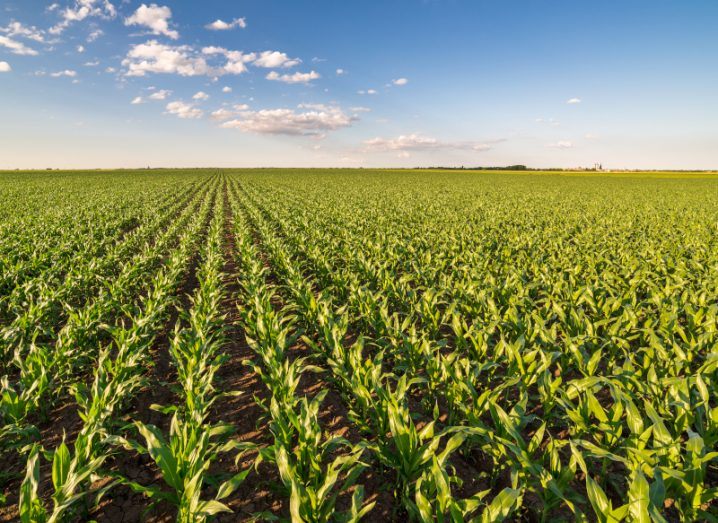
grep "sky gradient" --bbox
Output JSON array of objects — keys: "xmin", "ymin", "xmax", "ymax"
[{"xmin": 1, "ymin": 0, "xmax": 717, "ymax": 169}]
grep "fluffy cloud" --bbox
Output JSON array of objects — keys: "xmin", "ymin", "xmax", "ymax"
[
  {"xmin": 77, "ymin": 45, "xmax": 85, "ymax": 52},
  {"xmin": 336, "ymin": 68, "xmax": 345, "ymax": 75},
  {"xmin": 0, "ymin": 35, "xmax": 39, "ymax": 56},
  {"xmin": 87, "ymin": 29, "xmax": 103, "ymax": 42},
  {"xmin": 123, "ymin": 41, "xmax": 212, "ymax": 76},
  {"xmin": 131, "ymin": 96, "xmax": 144, "ymax": 104},
  {"xmin": 363, "ymin": 134, "xmax": 494, "ymax": 155},
  {"xmin": 50, "ymin": 0, "xmax": 116, "ymax": 35},
  {"xmin": 210, "ymin": 108, "xmax": 235, "ymax": 121},
  {"xmin": 266, "ymin": 70, "xmax": 319, "ymax": 84},
  {"xmin": 206, "ymin": 18, "xmax": 246, "ymax": 30},
  {"xmin": 364, "ymin": 134, "xmax": 439, "ymax": 151},
  {"xmin": 536, "ymin": 117, "xmax": 560, "ymax": 127},
  {"xmin": 125, "ymin": 4, "xmax": 178, "ymax": 40},
  {"xmin": 123, "ymin": 41, "xmax": 306, "ymax": 79},
  {"xmin": 201, "ymin": 46, "xmax": 256, "ymax": 75},
  {"xmin": 222, "ymin": 86, "xmax": 232, "ymax": 93},
  {"xmin": 547, "ymin": 140, "xmax": 573, "ymax": 149},
  {"xmin": 50, "ymin": 69, "xmax": 77, "ymax": 77},
  {"xmin": 220, "ymin": 104, "xmax": 354, "ymax": 136},
  {"xmin": 392, "ymin": 77, "xmax": 408, "ymax": 86},
  {"xmin": 166, "ymin": 100, "xmax": 203, "ymax": 119},
  {"xmin": 253, "ymin": 51, "xmax": 300, "ymax": 68},
  {"xmin": 211, "ymin": 103, "xmax": 252, "ymax": 121},
  {"xmin": 357, "ymin": 89, "xmax": 377, "ymax": 95},
  {"xmin": 148, "ymin": 89, "xmax": 171, "ymax": 100},
  {"xmin": 566, "ymin": 97, "xmax": 581, "ymax": 104},
  {"xmin": 0, "ymin": 61, "xmax": 11, "ymax": 72},
  {"xmin": 1, "ymin": 21, "xmax": 45, "ymax": 43},
  {"xmin": 193, "ymin": 91, "xmax": 209, "ymax": 100}
]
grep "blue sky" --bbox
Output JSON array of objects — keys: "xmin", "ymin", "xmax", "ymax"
[{"xmin": 1, "ymin": 0, "xmax": 716, "ymax": 169}]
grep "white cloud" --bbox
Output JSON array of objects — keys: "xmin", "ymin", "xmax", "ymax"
[
  {"xmin": 222, "ymin": 86, "xmax": 232, "ymax": 93},
  {"xmin": 350, "ymin": 106, "xmax": 371, "ymax": 113},
  {"xmin": 363, "ymin": 133, "xmax": 495, "ymax": 155},
  {"xmin": 124, "ymin": 41, "xmax": 213, "ymax": 76},
  {"xmin": 148, "ymin": 89, "xmax": 171, "ymax": 100},
  {"xmin": 77, "ymin": 44, "xmax": 85, "ymax": 52},
  {"xmin": 536, "ymin": 117, "xmax": 560, "ymax": 127},
  {"xmin": 205, "ymin": 18, "xmax": 246, "ymax": 30},
  {"xmin": 336, "ymin": 68, "xmax": 345, "ymax": 75},
  {"xmin": 0, "ymin": 61, "xmax": 11, "ymax": 72},
  {"xmin": 50, "ymin": 69, "xmax": 77, "ymax": 77},
  {"xmin": 131, "ymin": 96, "xmax": 143, "ymax": 104},
  {"xmin": 392, "ymin": 77, "xmax": 408, "ymax": 86},
  {"xmin": 220, "ymin": 104, "xmax": 355, "ymax": 136},
  {"xmin": 166, "ymin": 100, "xmax": 203, "ymax": 119},
  {"xmin": 105, "ymin": 66, "xmax": 116, "ymax": 73},
  {"xmin": 84, "ymin": 60, "xmax": 99, "ymax": 66},
  {"xmin": 357, "ymin": 89, "xmax": 377, "ymax": 95},
  {"xmin": 210, "ymin": 104, "xmax": 249, "ymax": 122},
  {"xmin": 123, "ymin": 41, "xmax": 305, "ymax": 78},
  {"xmin": 201, "ymin": 46, "xmax": 256, "ymax": 75},
  {"xmin": 210, "ymin": 105, "xmax": 250, "ymax": 121},
  {"xmin": 210, "ymin": 108, "xmax": 235, "ymax": 121},
  {"xmin": 364, "ymin": 134, "xmax": 439, "ymax": 151},
  {"xmin": 50, "ymin": 0, "xmax": 116, "ymax": 35},
  {"xmin": 87, "ymin": 29, "xmax": 103, "ymax": 42},
  {"xmin": 472, "ymin": 144, "xmax": 492, "ymax": 152},
  {"xmin": 1, "ymin": 21, "xmax": 45, "ymax": 43},
  {"xmin": 193, "ymin": 91, "xmax": 209, "ymax": 100},
  {"xmin": 125, "ymin": 4, "xmax": 178, "ymax": 40},
  {"xmin": 0, "ymin": 35, "xmax": 39, "ymax": 55},
  {"xmin": 253, "ymin": 50, "xmax": 300, "ymax": 68},
  {"xmin": 547, "ymin": 141, "xmax": 573, "ymax": 149},
  {"xmin": 567, "ymin": 97, "xmax": 581, "ymax": 104},
  {"xmin": 266, "ymin": 70, "xmax": 319, "ymax": 84}
]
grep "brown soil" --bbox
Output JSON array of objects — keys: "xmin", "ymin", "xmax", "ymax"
[{"xmin": 213, "ymin": 181, "xmax": 286, "ymax": 521}]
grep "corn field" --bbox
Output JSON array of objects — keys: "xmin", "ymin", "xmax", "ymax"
[{"xmin": 0, "ymin": 168, "xmax": 716, "ymax": 522}]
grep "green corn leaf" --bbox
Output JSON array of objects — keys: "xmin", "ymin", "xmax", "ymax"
[
  {"xmin": 51, "ymin": 441, "xmax": 71, "ymax": 491},
  {"xmin": 19, "ymin": 445, "xmax": 46, "ymax": 523},
  {"xmin": 216, "ymin": 469, "xmax": 251, "ymax": 500},
  {"xmin": 627, "ymin": 470, "xmax": 650, "ymax": 523},
  {"xmin": 196, "ymin": 499, "xmax": 232, "ymax": 516},
  {"xmin": 480, "ymin": 488, "xmax": 521, "ymax": 522},
  {"xmin": 135, "ymin": 422, "xmax": 182, "ymax": 492}
]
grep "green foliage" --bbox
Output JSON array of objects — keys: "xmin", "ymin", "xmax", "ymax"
[{"xmin": 2, "ymin": 169, "xmax": 717, "ymax": 521}]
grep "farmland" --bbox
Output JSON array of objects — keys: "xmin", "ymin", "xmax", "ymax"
[{"xmin": 0, "ymin": 168, "xmax": 716, "ymax": 522}]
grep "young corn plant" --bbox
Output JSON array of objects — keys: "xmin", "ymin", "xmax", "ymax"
[
  {"xmin": 259, "ymin": 392, "xmax": 374, "ymax": 523},
  {"xmin": 113, "ymin": 189, "xmax": 251, "ymax": 521},
  {"xmin": 16, "ymin": 184, "xmax": 215, "ymax": 522}
]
